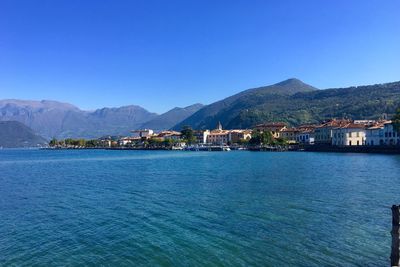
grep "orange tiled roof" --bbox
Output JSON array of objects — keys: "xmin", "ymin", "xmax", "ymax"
[
  {"xmin": 280, "ymin": 128, "xmax": 300, "ymax": 132},
  {"xmin": 335, "ymin": 123, "xmax": 367, "ymax": 129},
  {"xmin": 255, "ymin": 122, "xmax": 287, "ymax": 127}
]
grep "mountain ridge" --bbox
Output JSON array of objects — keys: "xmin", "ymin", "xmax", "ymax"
[
  {"xmin": 0, "ymin": 99, "xmax": 204, "ymax": 138},
  {"xmin": 140, "ymin": 103, "xmax": 204, "ymax": 131},
  {"xmin": 173, "ymin": 79, "xmax": 400, "ymax": 130},
  {"xmin": 0, "ymin": 100, "xmax": 158, "ymax": 139}
]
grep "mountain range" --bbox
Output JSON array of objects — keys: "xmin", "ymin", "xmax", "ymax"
[
  {"xmin": 1, "ymin": 78, "xmax": 400, "ymax": 141},
  {"xmin": 0, "ymin": 100, "xmax": 203, "ymax": 139}
]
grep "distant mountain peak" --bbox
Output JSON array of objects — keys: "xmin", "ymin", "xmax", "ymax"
[
  {"xmin": 274, "ymin": 78, "xmax": 304, "ymax": 86},
  {"xmin": 269, "ymin": 78, "xmax": 318, "ymax": 93}
]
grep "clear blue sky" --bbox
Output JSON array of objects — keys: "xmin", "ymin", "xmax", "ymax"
[{"xmin": 1, "ymin": 0, "xmax": 399, "ymax": 113}]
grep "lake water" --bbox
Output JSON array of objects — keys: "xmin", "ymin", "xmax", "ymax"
[{"xmin": 1, "ymin": 149, "xmax": 400, "ymax": 266}]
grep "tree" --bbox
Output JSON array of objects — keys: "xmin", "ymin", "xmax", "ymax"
[
  {"xmin": 65, "ymin": 138, "xmax": 74, "ymax": 146},
  {"xmin": 86, "ymin": 139, "xmax": 99, "ymax": 147},
  {"xmin": 261, "ymin": 131, "xmax": 274, "ymax": 145},
  {"xmin": 238, "ymin": 138, "xmax": 249, "ymax": 145},
  {"xmin": 393, "ymin": 108, "xmax": 400, "ymax": 132},
  {"xmin": 78, "ymin": 139, "xmax": 86, "ymax": 147},
  {"xmin": 49, "ymin": 138, "xmax": 58, "ymax": 147},
  {"xmin": 163, "ymin": 138, "xmax": 175, "ymax": 147},
  {"xmin": 181, "ymin": 126, "xmax": 196, "ymax": 144},
  {"xmin": 249, "ymin": 130, "xmax": 274, "ymax": 146},
  {"xmin": 148, "ymin": 138, "xmax": 163, "ymax": 147}
]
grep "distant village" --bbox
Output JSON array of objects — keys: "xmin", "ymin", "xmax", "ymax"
[{"xmin": 49, "ymin": 116, "xmax": 400, "ymax": 152}]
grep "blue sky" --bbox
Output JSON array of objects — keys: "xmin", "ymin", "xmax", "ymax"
[{"xmin": 1, "ymin": 0, "xmax": 399, "ymax": 113}]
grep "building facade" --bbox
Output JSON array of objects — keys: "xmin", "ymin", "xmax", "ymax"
[
  {"xmin": 279, "ymin": 128, "xmax": 299, "ymax": 143},
  {"xmin": 254, "ymin": 122, "xmax": 287, "ymax": 138},
  {"xmin": 207, "ymin": 130, "xmax": 230, "ymax": 145},
  {"xmin": 229, "ymin": 130, "xmax": 252, "ymax": 144},
  {"xmin": 314, "ymin": 119, "xmax": 351, "ymax": 145},
  {"xmin": 193, "ymin": 130, "xmax": 210, "ymax": 144},
  {"xmin": 296, "ymin": 130, "xmax": 315, "ymax": 144},
  {"xmin": 331, "ymin": 123, "xmax": 366, "ymax": 146},
  {"xmin": 382, "ymin": 122, "xmax": 399, "ymax": 145}
]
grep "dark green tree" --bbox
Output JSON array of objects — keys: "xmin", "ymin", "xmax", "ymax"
[
  {"xmin": 181, "ymin": 126, "xmax": 196, "ymax": 144},
  {"xmin": 163, "ymin": 138, "xmax": 175, "ymax": 147},
  {"xmin": 49, "ymin": 138, "xmax": 58, "ymax": 147},
  {"xmin": 393, "ymin": 108, "xmax": 400, "ymax": 132},
  {"xmin": 249, "ymin": 130, "xmax": 274, "ymax": 146}
]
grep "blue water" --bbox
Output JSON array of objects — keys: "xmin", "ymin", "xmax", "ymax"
[{"xmin": 1, "ymin": 149, "xmax": 400, "ymax": 266}]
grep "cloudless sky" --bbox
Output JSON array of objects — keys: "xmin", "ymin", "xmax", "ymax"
[{"xmin": 1, "ymin": 0, "xmax": 399, "ymax": 113}]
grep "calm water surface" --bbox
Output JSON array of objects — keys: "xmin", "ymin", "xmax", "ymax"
[{"xmin": 1, "ymin": 149, "xmax": 400, "ymax": 266}]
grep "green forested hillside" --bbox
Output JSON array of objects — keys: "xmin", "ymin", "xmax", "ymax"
[{"xmin": 173, "ymin": 79, "xmax": 400, "ymax": 130}]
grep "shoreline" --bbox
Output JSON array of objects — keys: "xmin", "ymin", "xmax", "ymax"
[{"xmin": 37, "ymin": 145, "xmax": 400, "ymax": 154}]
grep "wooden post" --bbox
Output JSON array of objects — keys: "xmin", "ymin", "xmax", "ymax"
[{"xmin": 391, "ymin": 205, "xmax": 400, "ymax": 267}]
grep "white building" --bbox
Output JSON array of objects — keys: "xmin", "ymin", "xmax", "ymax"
[
  {"xmin": 332, "ymin": 123, "xmax": 366, "ymax": 146},
  {"xmin": 131, "ymin": 129, "xmax": 154, "ymax": 138},
  {"xmin": 194, "ymin": 130, "xmax": 210, "ymax": 144},
  {"xmin": 296, "ymin": 130, "xmax": 314, "ymax": 144},
  {"xmin": 157, "ymin": 131, "xmax": 182, "ymax": 141},
  {"xmin": 365, "ymin": 124, "xmax": 385, "ymax": 146},
  {"xmin": 365, "ymin": 121, "xmax": 400, "ymax": 146},
  {"xmin": 383, "ymin": 122, "xmax": 399, "ymax": 145},
  {"xmin": 314, "ymin": 119, "xmax": 351, "ymax": 145}
]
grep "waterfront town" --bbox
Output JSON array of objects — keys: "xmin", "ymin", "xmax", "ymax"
[{"xmin": 49, "ymin": 116, "xmax": 400, "ymax": 152}]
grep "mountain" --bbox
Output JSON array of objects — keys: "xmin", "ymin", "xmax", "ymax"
[
  {"xmin": 139, "ymin": 103, "xmax": 204, "ymax": 131},
  {"xmin": 173, "ymin": 78, "xmax": 318, "ymax": 130},
  {"xmin": 173, "ymin": 79, "xmax": 400, "ymax": 130},
  {"xmin": 0, "ymin": 121, "xmax": 47, "ymax": 148},
  {"xmin": 67, "ymin": 105, "xmax": 158, "ymax": 138},
  {"xmin": 0, "ymin": 100, "xmax": 157, "ymax": 139},
  {"xmin": 3, "ymin": 79, "xmax": 400, "ymax": 137}
]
